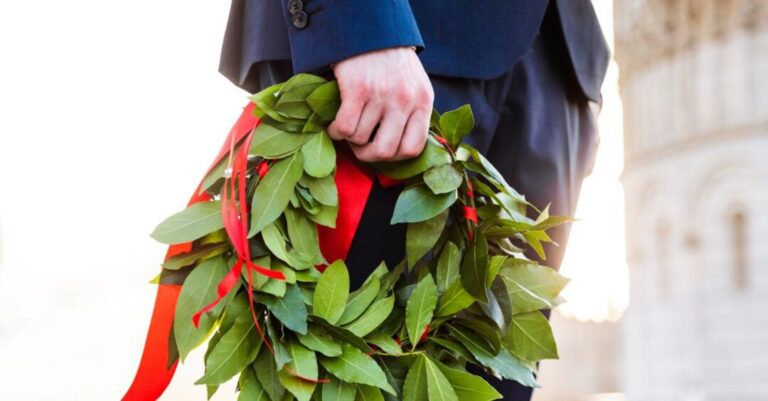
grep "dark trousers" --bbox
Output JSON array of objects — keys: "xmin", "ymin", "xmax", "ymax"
[
  {"xmin": 344, "ymin": 10, "xmax": 600, "ymax": 401},
  {"xmin": 248, "ymin": 7, "xmax": 599, "ymax": 399}
]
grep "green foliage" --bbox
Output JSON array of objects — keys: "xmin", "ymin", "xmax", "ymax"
[
  {"xmin": 156, "ymin": 73, "xmax": 573, "ymax": 400},
  {"xmin": 344, "ymin": 295, "xmax": 395, "ymax": 338},
  {"xmin": 338, "ymin": 276, "xmax": 381, "ymax": 325},
  {"xmin": 301, "ymin": 131, "xmax": 336, "ymax": 177},
  {"xmin": 248, "ymin": 152, "xmax": 305, "ymax": 237},
  {"xmin": 423, "ymin": 164, "xmax": 463, "ymax": 195},
  {"xmin": 320, "ymin": 344, "xmax": 396, "ymax": 395},
  {"xmin": 313, "ymin": 260, "xmax": 350, "ymax": 325},
  {"xmin": 278, "ymin": 340, "xmax": 319, "ymax": 401},
  {"xmin": 373, "ymin": 137, "xmax": 451, "ymax": 180},
  {"xmin": 391, "ymin": 183, "xmax": 457, "ymax": 224},
  {"xmin": 250, "ymin": 124, "xmax": 317, "ymax": 158},
  {"xmin": 322, "ymin": 378, "xmax": 356, "ymax": 401},
  {"xmin": 505, "ymin": 311, "xmax": 559, "ymax": 361},
  {"xmin": 437, "ymin": 104, "xmax": 474, "ymax": 147},
  {"xmin": 195, "ymin": 316, "xmax": 262, "ymax": 385},
  {"xmin": 260, "ymin": 284, "xmax": 308, "ymax": 334},
  {"xmin": 405, "ymin": 275, "xmax": 438, "ymax": 350},
  {"xmin": 424, "ymin": 355, "xmax": 459, "ymax": 401},
  {"xmin": 174, "ymin": 256, "xmax": 230, "ymax": 361},
  {"xmin": 298, "ymin": 325, "xmax": 343, "ymax": 357},
  {"xmin": 435, "ymin": 242, "xmax": 460, "ymax": 293},
  {"xmin": 151, "ymin": 201, "xmax": 224, "ymax": 244},
  {"xmin": 406, "ymin": 210, "xmax": 448, "ymax": 268}
]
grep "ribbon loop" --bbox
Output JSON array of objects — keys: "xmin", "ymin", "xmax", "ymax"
[{"xmin": 123, "ymin": 104, "xmax": 376, "ymax": 401}]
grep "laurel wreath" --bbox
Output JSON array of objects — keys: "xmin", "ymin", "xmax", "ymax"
[{"xmin": 150, "ymin": 73, "xmax": 571, "ymax": 401}]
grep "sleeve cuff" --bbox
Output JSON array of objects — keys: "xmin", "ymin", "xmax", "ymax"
[{"xmin": 281, "ymin": 0, "xmax": 425, "ymax": 74}]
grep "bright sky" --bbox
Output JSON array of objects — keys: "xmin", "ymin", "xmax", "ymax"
[
  {"xmin": 0, "ymin": 1, "xmax": 625, "ymax": 399},
  {"xmin": 556, "ymin": 0, "xmax": 630, "ymax": 323}
]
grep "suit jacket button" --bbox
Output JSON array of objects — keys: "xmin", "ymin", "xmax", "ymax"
[
  {"xmin": 287, "ymin": 0, "xmax": 303, "ymax": 14},
  {"xmin": 292, "ymin": 10, "xmax": 308, "ymax": 29}
]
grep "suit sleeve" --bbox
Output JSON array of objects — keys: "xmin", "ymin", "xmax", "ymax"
[{"xmin": 281, "ymin": 0, "xmax": 425, "ymax": 74}]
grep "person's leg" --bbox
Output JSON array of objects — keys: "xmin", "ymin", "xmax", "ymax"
[
  {"xmin": 483, "ymin": 3, "xmax": 599, "ymax": 273},
  {"xmin": 343, "ymin": 172, "xmax": 408, "ymax": 290},
  {"xmin": 463, "ymin": 4, "xmax": 600, "ymax": 401},
  {"xmin": 248, "ymin": 16, "xmax": 598, "ymax": 401}
]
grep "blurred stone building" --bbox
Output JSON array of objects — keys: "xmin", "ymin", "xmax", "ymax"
[{"xmin": 615, "ymin": 1, "xmax": 768, "ymax": 400}]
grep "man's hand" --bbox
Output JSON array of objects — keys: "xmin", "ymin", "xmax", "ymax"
[{"xmin": 328, "ymin": 46, "xmax": 434, "ymax": 162}]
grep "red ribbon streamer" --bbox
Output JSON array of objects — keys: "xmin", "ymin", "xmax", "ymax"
[
  {"xmin": 256, "ymin": 160, "xmax": 269, "ymax": 177},
  {"xmin": 315, "ymin": 142, "xmax": 376, "ymax": 272},
  {"xmin": 463, "ymin": 206, "xmax": 478, "ymax": 224},
  {"xmin": 122, "ymin": 103, "xmax": 375, "ymax": 400}
]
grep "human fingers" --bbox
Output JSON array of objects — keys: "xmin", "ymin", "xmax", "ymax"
[
  {"xmin": 346, "ymin": 100, "xmax": 384, "ymax": 146},
  {"xmin": 349, "ymin": 106, "xmax": 408, "ymax": 162},
  {"xmin": 394, "ymin": 106, "xmax": 431, "ymax": 160},
  {"xmin": 327, "ymin": 80, "xmax": 365, "ymax": 141}
]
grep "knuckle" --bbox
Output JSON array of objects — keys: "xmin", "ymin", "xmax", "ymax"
[
  {"xmin": 399, "ymin": 145, "xmax": 421, "ymax": 159},
  {"xmin": 417, "ymin": 85, "xmax": 434, "ymax": 105},
  {"xmin": 335, "ymin": 121, "xmax": 355, "ymax": 137},
  {"xmin": 374, "ymin": 146, "xmax": 396, "ymax": 160},
  {"xmin": 347, "ymin": 75, "xmax": 366, "ymax": 93},
  {"xmin": 347, "ymin": 134, "xmax": 368, "ymax": 146},
  {"xmin": 375, "ymin": 80, "xmax": 391, "ymax": 98},
  {"xmin": 395, "ymin": 85, "xmax": 416, "ymax": 107}
]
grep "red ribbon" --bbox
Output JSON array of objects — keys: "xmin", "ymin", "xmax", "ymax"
[
  {"xmin": 256, "ymin": 160, "xmax": 269, "ymax": 178},
  {"xmin": 463, "ymin": 206, "xmax": 478, "ymax": 224},
  {"xmin": 122, "ymin": 103, "xmax": 376, "ymax": 401}
]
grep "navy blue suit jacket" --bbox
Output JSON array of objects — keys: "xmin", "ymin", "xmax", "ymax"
[{"xmin": 219, "ymin": 0, "xmax": 609, "ymax": 103}]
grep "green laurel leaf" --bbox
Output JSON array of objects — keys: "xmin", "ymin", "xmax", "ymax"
[
  {"xmin": 320, "ymin": 344, "xmax": 396, "ymax": 395},
  {"xmin": 423, "ymin": 164, "xmax": 463, "ymax": 195},
  {"xmin": 498, "ymin": 259, "xmax": 570, "ymax": 314},
  {"xmin": 438, "ymin": 104, "xmax": 474, "ymax": 147},
  {"xmin": 373, "ymin": 137, "xmax": 451, "ymax": 180},
  {"xmin": 356, "ymin": 384, "xmax": 385, "ymax": 401},
  {"xmin": 402, "ymin": 354, "xmax": 427, "ymax": 401},
  {"xmin": 250, "ymin": 123, "xmax": 317, "ymax": 159},
  {"xmin": 306, "ymin": 81, "xmax": 341, "ymax": 122},
  {"xmin": 249, "ymin": 151, "xmax": 304, "ymax": 237},
  {"xmin": 435, "ymin": 280, "xmax": 475, "ymax": 317},
  {"xmin": 298, "ymin": 324, "xmax": 343, "ymax": 357},
  {"xmin": 195, "ymin": 317, "xmax": 262, "ymax": 385},
  {"xmin": 304, "ymin": 173, "xmax": 338, "ymax": 206},
  {"xmin": 322, "ymin": 378, "xmax": 357, "ymax": 401},
  {"xmin": 391, "ymin": 184, "xmax": 457, "ymax": 224},
  {"xmin": 174, "ymin": 256, "xmax": 230, "ymax": 361},
  {"xmin": 338, "ymin": 276, "xmax": 381, "ymax": 325},
  {"xmin": 433, "ymin": 359, "xmax": 502, "ymax": 401},
  {"xmin": 151, "ymin": 201, "xmax": 224, "ymax": 244},
  {"xmin": 406, "ymin": 209, "xmax": 449, "ymax": 268},
  {"xmin": 313, "ymin": 260, "xmax": 350, "ymax": 324},
  {"xmin": 505, "ymin": 310, "xmax": 559, "ymax": 361},
  {"xmin": 238, "ymin": 367, "xmax": 270, "ymax": 401},
  {"xmin": 277, "ymin": 340, "xmax": 319, "ymax": 401},
  {"xmin": 447, "ymin": 325, "xmax": 539, "ymax": 388},
  {"xmin": 364, "ymin": 333, "xmax": 402, "ymax": 356},
  {"xmin": 260, "ymin": 284, "xmax": 308, "ymax": 335},
  {"xmin": 424, "ymin": 355, "xmax": 459, "ymax": 401},
  {"xmin": 405, "ymin": 274, "xmax": 438, "ymax": 350},
  {"xmin": 460, "ymin": 230, "xmax": 489, "ymax": 303},
  {"xmin": 436, "ymin": 241, "xmax": 461, "ymax": 293},
  {"xmin": 343, "ymin": 295, "xmax": 395, "ymax": 338},
  {"xmin": 162, "ymin": 242, "xmax": 229, "ymax": 270},
  {"xmin": 255, "ymin": 346, "xmax": 285, "ymax": 401},
  {"xmin": 301, "ymin": 131, "xmax": 336, "ymax": 177}
]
